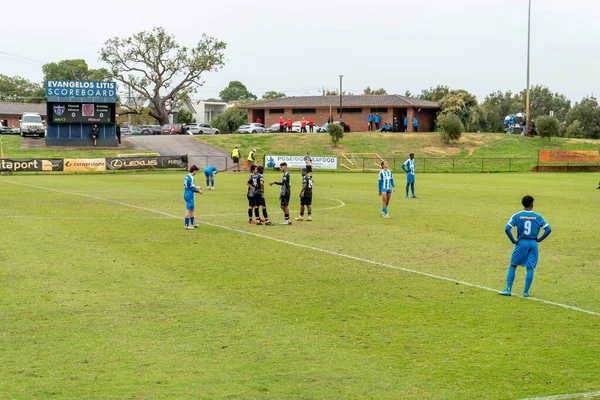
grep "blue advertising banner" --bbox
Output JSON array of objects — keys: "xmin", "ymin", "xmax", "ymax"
[{"xmin": 46, "ymin": 80, "xmax": 117, "ymax": 100}]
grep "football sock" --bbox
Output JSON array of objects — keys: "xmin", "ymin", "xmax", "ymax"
[
  {"xmin": 205, "ymin": 179, "xmax": 209, "ymax": 186},
  {"xmin": 262, "ymin": 209, "xmax": 269, "ymax": 219},
  {"xmin": 211, "ymin": 181, "xmax": 214, "ymax": 187},
  {"xmin": 525, "ymin": 268, "xmax": 535, "ymax": 293},
  {"xmin": 382, "ymin": 207, "xmax": 388, "ymax": 215},
  {"xmin": 406, "ymin": 184, "xmax": 410, "ymax": 196},
  {"xmin": 506, "ymin": 266, "xmax": 517, "ymax": 290},
  {"xmin": 254, "ymin": 208, "xmax": 260, "ymax": 218},
  {"xmin": 411, "ymin": 184, "xmax": 415, "ymax": 196},
  {"xmin": 248, "ymin": 209, "xmax": 253, "ymax": 219},
  {"xmin": 284, "ymin": 213, "xmax": 289, "ymax": 220},
  {"xmin": 191, "ymin": 217, "xmax": 195, "ymax": 226},
  {"xmin": 184, "ymin": 217, "xmax": 190, "ymax": 227}
]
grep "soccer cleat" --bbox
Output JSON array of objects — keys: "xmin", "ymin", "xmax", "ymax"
[
  {"xmin": 384, "ymin": 214, "xmax": 391, "ymax": 219},
  {"xmin": 499, "ymin": 288, "xmax": 512, "ymax": 296},
  {"xmin": 281, "ymin": 219, "xmax": 292, "ymax": 225},
  {"xmin": 523, "ymin": 291, "xmax": 530, "ymax": 298},
  {"xmin": 307, "ymin": 217, "xmax": 312, "ymax": 221},
  {"xmin": 193, "ymin": 223, "xmax": 200, "ymax": 228},
  {"xmin": 412, "ymin": 195, "xmax": 418, "ymax": 198},
  {"xmin": 381, "ymin": 212, "xmax": 386, "ymax": 217},
  {"xmin": 185, "ymin": 226, "xmax": 195, "ymax": 230},
  {"xmin": 405, "ymin": 196, "xmax": 409, "ymax": 199},
  {"xmin": 256, "ymin": 221, "xmax": 263, "ymax": 225},
  {"xmin": 264, "ymin": 221, "xmax": 273, "ymax": 225},
  {"xmin": 295, "ymin": 217, "xmax": 304, "ymax": 221},
  {"xmin": 249, "ymin": 220, "xmax": 256, "ymax": 224}
]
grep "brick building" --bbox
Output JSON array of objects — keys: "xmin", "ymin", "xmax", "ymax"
[
  {"xmin": 0, "ymin": 102, "xmax": 47, "ymax": 128},
  {"xmin": 240, "ymin": 95, "xmax": 440, "ymax": 132}
]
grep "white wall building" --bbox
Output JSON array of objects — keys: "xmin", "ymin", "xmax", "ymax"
[{"xmin": 180, "ymin": 100, "xmax": 229, "ymax": 124}]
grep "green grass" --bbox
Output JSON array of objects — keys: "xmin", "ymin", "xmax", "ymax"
[
  {"xmin": 1, "ymin": 172, "xmax": 600, "ymax": 399},
  {"xmin": 0, "ymin": 134, "xmax": 142, "ymax": 158},
  {"xmin": 199, "ymin": 131, "xmax": 600, "ymax": 159}
]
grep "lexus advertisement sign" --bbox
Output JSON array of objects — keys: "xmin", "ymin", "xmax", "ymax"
[{"xmin": 106, "ymin": 156, "xmax": 187, "ymax": 170}]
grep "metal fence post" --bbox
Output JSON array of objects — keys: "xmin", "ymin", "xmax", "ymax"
[
  {"xmin": 363, "ymin": 158, "xmax": 365, "ymax": 172},
  {"xmin": 452, "ymin": 158, "xmax": 455, "ymax": 173},
  {"xmin": 424, "ymin": 157, "xmax": 426, "ymax": 173},
  {"xmin": 481, "ymin": 158, "xmax": 484, "ymax": 173},
  {"xmin": 509, "ymin": 158, "xmax": 512, "ymax": 172}
]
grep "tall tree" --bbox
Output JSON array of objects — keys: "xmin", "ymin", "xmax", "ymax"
[
  {"xmin": 566, "ymin": 96, "xmax": 600, "ymax": 139},
  {"xmin": 438, "ymin": 89, "xmax": 483, "ymax": 132},
  {"xmin": 42, "ymin": 59, "xmax": 111, "ymax": 82},
  {"xmin": 219, "ymin": 81, "xmax": 257, "ymax": 102},
  {"xmin": 100, "ymin": 27, "xmax": 226, "ymax": 125},
  {"xmin": 0, "ymin": 74, "xmax": 43, "ymax": 103},
  {"xmin": 363, "ymin": 86, "xmax": 387, "ymax": 95},
  {"xmin": 419, "ymin": 85, "xmax": 450, "ymax": 102},
  {"xmin": 262, "ymin": 91, "xmax": 287, "ymax": 100},
  {"xmin": 520, "ymin": 85, "xmax": 571, "ymax": 122},
  {"xmin": 481, "ymin": 91, "xmax": 524, "ymax": 133}
]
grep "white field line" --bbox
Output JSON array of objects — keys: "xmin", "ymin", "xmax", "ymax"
[
  {"xmin": 2, "ymin": 179, "xmax": 600, "ymax": 318},
  {"xmin": 0, "ymin": 215, "xmax": 170, "ymax": 220},
  {"xmin": 201, "ymin": 196, "xmax": 346, "ymax": 217},
  {"xmin": 517, "ymin": 390, "xmax": 600, "ymax": 400}
]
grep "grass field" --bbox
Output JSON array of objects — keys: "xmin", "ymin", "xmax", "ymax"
[{"xmin": 1, "ymin": 171, "xmax": 600, "ymax": 399}]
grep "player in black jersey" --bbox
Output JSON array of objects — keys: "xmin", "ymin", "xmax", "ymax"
[
  {"xmin": 255, "ymin": 166, "xmax": 272, "ymax": 225},
  {"xmin": 296, "ymin": 168, "xmax": 313, "ymax": 221},
  {"xmin": 247, "ymin": 165, "xmax": 259, "ymax": 224},
  {"xmin": 270, "ymin": 162, "xmax": 292, "ymax": 225}
]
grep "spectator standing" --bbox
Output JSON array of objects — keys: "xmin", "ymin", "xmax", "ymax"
[
  {"xmin": 231, "ymin": 146, "xmax": 241, "ymax": 172},
  {"xmin": 403, "ymin": 116, "xmax": 408, "ymax": 132},
  {"xmin": 115, "ymin": 123, "xmax": 121, "ymax": 144},
  {"xmin": 248, "ymin": 148, "xmax": 257, "ymax": 167},
  {"xmin": 374, "ymin": 113, "xmax": 381, "ymax": 130},
  {"xmin": 228, "ymin": 117, "xmax": 234, "ymax": 134},
  {"xmin": 279, "ymin": 116, "xmax": 285, "ymax": 133},
  {"xmin": 413, "ymin": 117, "xmax": 419, "ymax": 132},
  {"xmin": 91, "ymin": 124, "xmax": 99, "ymax": 146},
  {"xmin": 308, "ymin": 117, "xmax": 315, "ymax": 132},
  {"xmin": 181, "ymin": 124, "xmax": 187, "ymax": 135},
  {"xmin": 256, "ymin": 116, "xmax": 262, "ymax": 124},
  {"xmin": 301, "ymin": 117, "xmax": 307, "ymax": 133},
  {"xmin": 367, "ymin": 113, "xmax": 374, "ymax": 131},
  {"xmin": 287, "ymin": 118, "xmax": 293, "ymax": 132},
  {"xmin": 393, "ymin": 117, "xmax": 400, "ymax": 132}
]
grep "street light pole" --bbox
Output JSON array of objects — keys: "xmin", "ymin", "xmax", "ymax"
[
  {"xmin": 339, "ymin": 75, "xmax": 344, "ymax": 122},
  {"xmin": 525, "ymin": 0, "xmax": 532, "ymax": 136}
]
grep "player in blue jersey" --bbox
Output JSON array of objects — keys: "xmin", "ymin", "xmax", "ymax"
[
  {"xmin": 401, "ymin": 153, "xmax": 417, "ymax": 198},
  {"xmin": 183, "ymin": 165, "xmax": 203, "ymax": 230},
  {"xmin": 378, "ymin": 161, "xmax": 396, "ymax": 218},
  {"xmin": 204, "ymin": 166, "xmax": 218, "ymax": 190},
  {"xmin": 500, "ymin": 195, "xmax": 552, "ymax": 297}
]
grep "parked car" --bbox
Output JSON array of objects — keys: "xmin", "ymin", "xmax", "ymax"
[
  {"xmin": 187, "ymin": 123, "xmax": 220, "ymax": 135},
  {"xmin": 267, "ymin": 123, "xmax": 281, "ymax": 133},
  {"xmin": 141, "ymin": 125, "xmax": 162, "ymax": 135},
  {"xmin": 161, "ymin": 124, "xmax": 182, "ymax": 134},
  {"xmin": 0, "ymin": 125, "xmax": 19, "ymax": 134},
  {"xmin": 237, "ymin": 123, "xmax": 269, "ymax": 134},
  {"xmin": 20, "ymin": 112, "xmax": 45, "ymax": 138},
  {"xmin": 122, "ymin": 126, "xmax": 143, "ymax": 135},
  {"xmin": 317, "ymin": 121, "xmax": 351, "ymax": 133}
]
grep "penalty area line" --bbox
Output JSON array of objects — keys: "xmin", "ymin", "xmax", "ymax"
[
  {"xmin": 2, "ymin": 179, "xmax": 600, "ymax": 319},
  {"xmin": 517, "ymin": 390, "xmax": 600, "ymax": 400}
]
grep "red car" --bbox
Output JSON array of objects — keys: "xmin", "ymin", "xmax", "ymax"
[{"xmin": 161, "ymin": 124, "xmax": 182, "ymax": 134}]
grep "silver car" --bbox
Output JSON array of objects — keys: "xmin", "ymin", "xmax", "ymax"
[
  {"xmin": 187, "ymin": 123, "xmax": 220, "ymax": 135},
  {"xmin": 237, "ymin": 123, "xmax": 268, "ymax": 134}
]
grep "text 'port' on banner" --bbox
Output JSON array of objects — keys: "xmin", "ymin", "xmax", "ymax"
[
  {"xmin": 539, "ymin": 150, "xmax": 599, "ymax": 163},
  {"xmin": 64, "ymin": 159, "xmax": 106, "ymax": 172},
  {"xmin": 0, "ymin": 158, "xmax": 64, "ymax": 172},
  {"xmin": 265, "ymin": 155, "xmax": 338, "ymax": 169}
]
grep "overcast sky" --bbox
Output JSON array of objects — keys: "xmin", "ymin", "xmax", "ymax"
[{"xmin": 1, "ymin": 0, "xmax": 599, "ymax": 102}]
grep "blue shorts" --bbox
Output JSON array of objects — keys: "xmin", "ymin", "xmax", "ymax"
[
  {"xmin": 510, "ymin": 240, "xmax": 539, "ymax": 269},
  {"xmin": 381, "ymin": 189, "xmax": 392, "ymax": 194},
  {"xmin": 184, "ymin": 195, "xmax": 195, "ymax": 211},
  {"xmin": 406, "ymin": 173, "xmax": 415, "ymax": 184},
  {"xmin": 204, "ymin": 172, "xmax": 214, "ymax": 179}
]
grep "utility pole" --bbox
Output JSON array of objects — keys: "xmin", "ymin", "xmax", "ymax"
[
  {"xmin": 339, "ymin": 75, "xmax": 344, "ymax": 122},
  {"xmin": 525, "ymin": 0, "xmax": 532, "ymax": 136}
]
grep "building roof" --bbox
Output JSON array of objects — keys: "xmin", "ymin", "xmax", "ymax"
[
  {"xmin": 0, "ymin": 102, "xmax": 47, "ymax": 116},
  {"xmin": 240, "ymin": 95, "xmax": 439, "ymax": 109}
]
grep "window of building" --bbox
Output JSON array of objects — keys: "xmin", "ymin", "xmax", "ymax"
[
  {"xmin": 292, "ymin": 108, "xmax": 317, "ymax": 114},
  {"xmin": 269, "ymin": 108, "xmax": 285, "ymax": 114},
  {"xmin": 370, "ymin": 108, "xmax": 388, "ymax": 113},
  {"xmin": 337, "ymin": 108, "xmax": 363, "ymax": 114}
]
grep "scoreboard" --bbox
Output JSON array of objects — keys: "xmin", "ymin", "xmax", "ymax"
[{"xmin": 49, "ymin": 103, "xmax": 115, "ymax": 124}]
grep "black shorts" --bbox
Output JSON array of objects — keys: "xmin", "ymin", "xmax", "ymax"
[
  {"xmin": 232, "ymin": 157, "xmax": 239, "ymax": 163},
  {"xmin": 247, "ymin": 196, "xmax": 256, "ymax": 207},
  {"xmin": 256, "ymin": 196, "xmax": 266, "ymax": 207},
  {"xmin": 280, "ymin": 196, "xmax": 290, "ymax": 206},
  {"xmin": 306, "ymin": 165, "xmax": 312, "ymax": 173},
  {"xmin": 300, "ymin": 196, "xmax": 312, "ymax": 206}
]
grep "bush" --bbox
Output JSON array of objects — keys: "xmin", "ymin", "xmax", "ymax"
[
  {"xmin": 536, "ymin": 115, "xmax": 560, "ymax": 141},
  {"xmin": 436, "ymin": 113, "xmax": 463, "ymax": 144},
  {"xmin": 566, "ymin": 120, "xmax": 585, "ymax": 138},
  {"xmin": 328, "ymin": 123, "xmax": 344, "ymax": 146},
  {"xmin": 211, "ymin": 107, "xmax": 248, "ymax": 134}
]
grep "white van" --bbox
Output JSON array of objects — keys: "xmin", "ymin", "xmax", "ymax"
[{"xmin": 20, "ymin": 112, "xmax": 45, "ymax": 138}]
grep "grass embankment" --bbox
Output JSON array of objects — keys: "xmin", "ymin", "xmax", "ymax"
[
  {"xmin": 0, "ymin": 135, "xmax": 142, "ymax": 158},
  {"xmin": 199, "ymin": 131, "xmax": 600, "ymax": 159}
]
